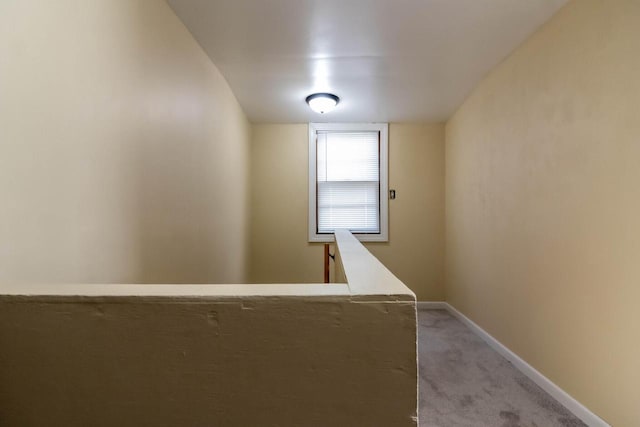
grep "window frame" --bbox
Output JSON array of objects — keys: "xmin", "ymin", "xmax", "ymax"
[{"xmin": 308, "ymin": 122, "xmax": 389, "ymax": 243}]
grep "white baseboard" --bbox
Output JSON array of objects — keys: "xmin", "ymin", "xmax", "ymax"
[
  {"xmin": 416, "ymin": 301, "xmax": 448, "ymax": 310},
  {"xmin": 417, "ymin": 301, "xmax": 609, "ymax": 427}
]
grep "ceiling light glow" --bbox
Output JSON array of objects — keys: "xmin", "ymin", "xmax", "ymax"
[{"xmin": 306, "ymin": 93, "xmax": 340, "ymax": 114}]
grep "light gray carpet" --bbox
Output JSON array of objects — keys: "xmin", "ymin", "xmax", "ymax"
[{"xmin": 418, "ymin": 309, "xmax": 587, "ymax": 427}]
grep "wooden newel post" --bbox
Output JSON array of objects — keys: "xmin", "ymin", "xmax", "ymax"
[{"xmin": 324, "ymin": 243, "xmax": 330, "ymax": 283}]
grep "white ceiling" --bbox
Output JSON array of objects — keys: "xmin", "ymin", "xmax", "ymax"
[{"xmin": 167, "ymin": 0, "xmax": 567, "ymax": 123}]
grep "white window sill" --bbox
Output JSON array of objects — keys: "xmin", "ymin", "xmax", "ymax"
[{"xmin": 309, "ymin": 232, "xmax": 388, "ymax": 243}]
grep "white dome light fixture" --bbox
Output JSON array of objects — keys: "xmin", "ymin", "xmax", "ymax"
[{"xmin": 306, "ymin": 93, "xmax": 340, "ymax": 114}]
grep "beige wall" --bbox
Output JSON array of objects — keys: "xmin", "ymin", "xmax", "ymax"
[
  {"xmin": 250, "ymin": 123, "xmax": 445, "ymax": 300},
  {"xmin": 445, "ymin": 0, "xmax": 640, "ymax": 425},
  {"xmin": 0, "ymin": 291, "xmax": 416, "ymax": 426},
  {"xmin": 0, "ymin": 0, "xmax": 251, "ymax": 284}
]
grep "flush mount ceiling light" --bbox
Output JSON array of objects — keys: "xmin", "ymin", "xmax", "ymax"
[{"xmin": 306, "ymin": 93, "xmax": 340, "ymax": 114}]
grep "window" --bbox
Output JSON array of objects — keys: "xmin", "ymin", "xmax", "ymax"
[{"xmin": 308, "ymin": 123, "xmax": 388, "ymax": 242}]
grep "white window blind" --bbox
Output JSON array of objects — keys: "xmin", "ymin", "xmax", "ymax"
[{"xmin": 316, "ymin": 131, "xmax": 380, "ymax": 234}]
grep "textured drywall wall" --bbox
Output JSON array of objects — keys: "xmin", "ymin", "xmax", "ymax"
[
  {"xmin": 249, "ymin": 123, "xmax": 445, "ymax": 300},
  {"xmin": 0, "ymin": 0, "xmax": 251, "ymax": 283},
  {"xmin": 445, "ymin": 0, "xmax": 640, "ymax": 424},
  {"xmin": 0, "ymin": 294, "xmax": 417, "ymax": 427},
  {"xmin": 367, "ymin": 124, "xmax": 445, "ymax": 301}
]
